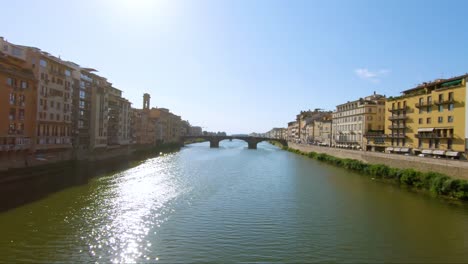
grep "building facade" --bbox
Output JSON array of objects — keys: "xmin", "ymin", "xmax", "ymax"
[
  {"xmin": 381, "ymin": 75, "xmax": 467, "ymax": 158},
  {"xmin": 25, "ymin": 48, "xmax": 74, "ymax": 154},
  {"xmin": 332, "ymin": 93, "xmax": 386, "ymax": 150},
  {"xmin": 0, "ymin": 49, "xmax": 37, "ymax": 157}
]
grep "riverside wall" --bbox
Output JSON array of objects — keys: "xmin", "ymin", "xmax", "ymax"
[{"xmin": 288, "ymin": 143, "xmax": 468, "ymax": 180}]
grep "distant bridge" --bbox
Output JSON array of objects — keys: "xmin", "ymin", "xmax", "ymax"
[{"xmin": 181, "ymin": 136, "xmax": 287, "ymax": 149}]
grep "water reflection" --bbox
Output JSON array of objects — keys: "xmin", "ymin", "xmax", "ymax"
[
  {"xmin": 73, "ymin": 154, "xmax": 186, "ymax": 263},
  {"xmin": 0, "ymin": 141, "xmax": 467, "ymax": 263}
]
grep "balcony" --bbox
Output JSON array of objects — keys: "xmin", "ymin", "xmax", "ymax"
[
  {"xmin": 388, "ymin": 115, "xmax": 408, "ymax": 121},
  {"xmin": 388, "ymin": 106, "xmax": 408, "ymax": 112},
  {"xmin": 434, "ymin": 98, "xmax": 455, "ymax": 105},
  {"xmin": 388, "ymin": 124, "xmax": 406, "ymax": 130},
  {"xmin": 415, "ymin": 133, "xmax": 453, "ymax": 139},
  {"xmin": 388, "ymin": 133, "xmax": 406, "ymax": 139},
  {"xmin": 364, "ymin": 132, "xmax": 386, "ymax": 138},
  {"xmin": 415, "ymin": 101, "xmax": 433, "ymax": 108}
]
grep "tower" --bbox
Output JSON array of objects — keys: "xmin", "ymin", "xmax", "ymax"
[{"xmin": 143, "ymin": 93, "xmax": 150, "ymax": 110}]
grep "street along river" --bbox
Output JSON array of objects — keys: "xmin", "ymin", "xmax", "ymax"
[{"xmin": 0, "ymin": 140, "xmax": 467, "ymax": 263}]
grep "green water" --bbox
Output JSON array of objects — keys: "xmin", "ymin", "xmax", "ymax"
[{"xmin": 1, "ymin": 140, "xmax": 467, "ymax": 263}]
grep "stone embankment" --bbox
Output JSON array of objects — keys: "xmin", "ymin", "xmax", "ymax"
[{"xmin": 289, "ymin": 143, "xmax": 468, "ymax": 181}]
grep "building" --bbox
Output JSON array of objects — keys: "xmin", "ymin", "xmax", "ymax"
[
  {"xmin": 333, "ymin": 93, "xmax": 386, "ymax": 150},
  {"xmin": 311, "ymin": 116, "xmax": 332, "ymax": 146},
  {"xmin": 380, "ymin": 75, "xmax": 467, "ymax": 159},
  {"xmin": 0, "ymin": 46, "xmax": 37, "ymax": 161},
  {"xmin": 189, "ymin": 126, "xmax": 203, "ymax": 136},
  {"xmin": 107, "ymin": 86, "xmax": 131, "ymax": 145},
  {"xmin": 23, "ymin": 47, "xmax": 74, "ymax": 156},
  {"xmin": 287, "ymin": 121, "xmax": 298, "ymax": 142},
  {"xmin": 151, "ymin": 108, "xmax": 182, "ymax": 144},
  {"xmin": 295, "ymin": 109, "xmax": 332, "ymax": 143},
  {"xmin": 131, "ymin": 94, "xmax": 158, "ymax": 145},
  {"xmin": 265, "ymin": 127, "xmax": 287, "ymax": 140}
]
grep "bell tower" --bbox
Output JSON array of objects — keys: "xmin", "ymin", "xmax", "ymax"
[{"xmin": 143, "ymin": 93, "xmax": 150, "ymax": 110}]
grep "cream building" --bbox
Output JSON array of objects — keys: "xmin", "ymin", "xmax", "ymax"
[{"xmin": 332, "ymin": 93, "xmax": 386, "ymax": 149}]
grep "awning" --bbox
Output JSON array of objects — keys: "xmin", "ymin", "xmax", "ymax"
[
  {"xmin": 400, "ymin": 148, "xmax": 410, "ymax": 153},
  {"xmin": 441, "ymin": 79, "xmax": 462, "ymax": 87},
  {"xmin": 418, "ymin": 128, "xmax": 434, "ymax": 132},
  {"xmin": 386, "ymin": 147, "xmax": 394, "ymax": 151},
  {"xmin": 394, "ymin": 148, "xmax": 401, "ymax": 152},
  {"xmin": 446, "ymin": 151, "xmax": 459, "ymax": 157},
  {"xmin": 433, "ymin": 150, "xmax": 446, "ymax": 155},
  {"xmin": 422, "ymin": 149, "xmax": 433, "ymax": 154}
]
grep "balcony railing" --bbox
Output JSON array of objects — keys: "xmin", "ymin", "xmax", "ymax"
[
  {"xmin": 415, "ymin": 101, "xmax": 433, "ymax": 108},
  {"xmin": 415, "ymin": 133, "xmax": 453, "ymax": 139},
  {"xmin": 388, "ymin": 106, "xmax": 408, "ymax": 112},
  {"xmin": 434, "ymin": 98, "xmax": 455, "ymax": 105},
  {"xmin": 364, "ymin": 133, "xmax": 386, "ymax": 138},
  {"xmin": 388, "ymin": 115, "xmax": 408, "ymax": 120},
  {"xmin": 388, "ymin": 133, "xmax": 406, "ymax": 138},
  {"xmin": 388, "ymin": 125, "xmax": 406, "ymax": 129}
]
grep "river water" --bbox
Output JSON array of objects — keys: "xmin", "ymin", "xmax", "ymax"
[{"xmin": 0, "ymin": 140, "xmax": 468, "ymax": 263}]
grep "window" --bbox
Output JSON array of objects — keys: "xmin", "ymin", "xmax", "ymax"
[
  {"xmin": 429, "ymin": 139, "xmax": 433, "ymax": 148},
  {"xmin": 427, "ymin": 117, "xmax": 431, "ymax": 124},
  {"xmin": 50, "ymin": 101, "xmax": 54, "ymax": 108},
  {"xmin": 40, "ymin": 59, "xmax": 47, "ymax": 67},
  {"xmin": 79, "ymin": 90, "xmax": 86, "ymax": 99},
  {"xmin": 449, "ymin": 92, "xmax": 454, "ymax": 101},
  {"xmin": 438, "ymin": 116, "xmax": 443, "ymax": 123},
  {"xmin": 438, "ymin": 104, "xmax": 443, "ymax": 112},
  {"xmin": 9, "ymin": 93, "xmax": 16, "ymax": 105},
  {"xmin": 57, "ymin": 102, "xmax": 61, "ymax": 110},
  {"xmin": 418, "ymin": 139, "xmax": 422, "ymax": 148},
  {"xmin": 18, "ymin": 109, "xmax": 25, "ymax": 120},
  {"xmin": 435, "ymin": 139, "xmax": 440, "ymax": 149},
  {"xmin": 418, "ymin": 118, "xmax": 423, "ymax": 124},
  {"xmin": 65, "ymin": 70, "xmax": 71, "ymax": 77},
  {"xmin": 56, "ymin": 114, "xmax": 60, "ymax": 121},
  {"xmin": 7, "ymin": 77, "xmax": 13, "ymax": 86},
  {"xmin": 448, "ymin": 116, "xmax": 454, "ymax": 123},
  {"xmin": 427, "ymin": 96, "xmax": 432, "ymax": 103},
  {"xmin": 448, "ymin": 103, "xmax": 454, "ymax": 111},
  {"xmin": 80, "ymin": 110, "xmax": 84, "ymax": 117},
  {"xmin": 79, "ymin": 100, "xmax": 85, "ymax": 108},
  {"xmin": 78, "ymin": 120, "xmax": 84, "ymax": 128},
  {"xmin": 50, "ymin": 113, "xmax": 54, "ymax": 120},
  {"xmin": 9, "ymin": 108, "xmax": 16, "ymax": 120},
  {"xmin": 427, "ymin": 106, "xmax": 432, "ymax": 113},
  {"xmin": 438, "ymin": 94, "xmax": 443, "ymax": 103},
  {"xmin": 21, "ymin": 81, "xmax": 28, "ymax": 89},
  {"xmin": 448, "ymin": 139, "xmax": 453, "ymax": 150}
]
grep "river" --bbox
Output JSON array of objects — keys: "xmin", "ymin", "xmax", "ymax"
[{"xmin": 0, "ymin": 140, "xmax": 467, "ymax": 263}]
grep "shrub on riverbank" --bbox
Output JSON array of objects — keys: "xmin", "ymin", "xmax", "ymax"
[{"xmin": 284, "ymin": 147, "xmax": 468, "ymax": 201}]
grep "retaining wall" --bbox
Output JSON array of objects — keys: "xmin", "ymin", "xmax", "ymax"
[{"xmin": 288, "ymin": 143, "xmax": 468, "ymax": 180}]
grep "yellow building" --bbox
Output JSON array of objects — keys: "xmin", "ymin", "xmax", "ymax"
[{"xmin": 381, "ymin": 75, "xmax": 467, "ymax": 159}]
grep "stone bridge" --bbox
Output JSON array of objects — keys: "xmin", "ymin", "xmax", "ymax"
[{"xmin": 181, "ymin": 136, "xmax": 288, "ymax": 149}]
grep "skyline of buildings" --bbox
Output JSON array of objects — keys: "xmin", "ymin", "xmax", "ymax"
[
  {"xmin": 267, "ymin": 74, "xmax": 468, "ymax": 159},
  {"xmin": 0, "ymin": 37, "xmax": 204, "ymax": 167}
]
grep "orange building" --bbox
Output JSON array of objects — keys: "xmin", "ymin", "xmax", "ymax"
[
  {"xmin": 24, "ymin": 49, "xmax": 74, "ymax": 155},
  {"xmin": 0, "ymin": 53, "xmax": 37, "ymax": 157}
]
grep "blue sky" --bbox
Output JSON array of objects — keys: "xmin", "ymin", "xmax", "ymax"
[{"xmin": 3, "ymin": 0, "xmax": 468, "ymax": 134}]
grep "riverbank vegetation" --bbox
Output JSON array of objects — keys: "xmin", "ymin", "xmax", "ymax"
[{"xmin": 283, "ymin": 146, "xmax": 468, "ymax": 201}]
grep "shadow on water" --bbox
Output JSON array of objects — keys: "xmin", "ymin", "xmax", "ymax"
[{"xmin": 0, "ymin": 145, "xmax": 181, "ymax": 213}]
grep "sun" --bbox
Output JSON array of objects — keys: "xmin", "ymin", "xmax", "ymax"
[{"xmin": 102, "ymin": 0, "xmax": 170, "ymax": 20}]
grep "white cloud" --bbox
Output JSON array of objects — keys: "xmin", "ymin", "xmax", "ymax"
[{"xmin": 355, "ymin": 68, "xmax": 390, "ymax": 83}]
